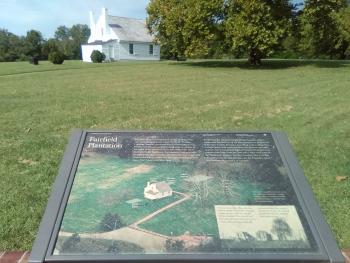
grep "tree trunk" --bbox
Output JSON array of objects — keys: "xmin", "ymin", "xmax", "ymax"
[
  {"xmin": 249, "ymin": 50, "xmax": 262, "ymax": 66},
  {"xmin": 173, "ymin": 52, "xmax": 179, "ymax": 61}
]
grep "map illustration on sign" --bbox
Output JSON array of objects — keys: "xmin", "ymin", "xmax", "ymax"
[{"xmin": 53, "ymin": 133, "xmax": 316, "ymax": 255}]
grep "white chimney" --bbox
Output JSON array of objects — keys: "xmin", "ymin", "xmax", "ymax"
[
  {"xmin": 89, "ymin": 11, "xmax": 95, "ymax": 30},
  {"xmin": 88, "ymin": 11, "xmax": 95, "ymax": 43},
  {"xmin": 102, "ymin": 7, "xmax": 108, "ymax": 17},
  {"xmin": 102, "ymin": 7, "xmax": 109, "ymax": 38}
]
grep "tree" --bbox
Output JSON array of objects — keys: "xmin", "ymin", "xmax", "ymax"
[
  {"xmin": 0, "ymin": 29, "xmax": 27, "ymax": 62},
  {"xmin": 53, "ymin": 24, "xmax": 90, "ymax": 59},
  {"xmin": 299, "ymin": 0, "xmax": 347, "ymax": 58},
  {"xmin": 271, "ymin": 218, "xmax": 292, "ymax": 240},
  {"xmin": 147, "ymin": 0, "xmax": 187, "ymax": 59},
  {"xmin": 61, "ymin": 233, "xmax": 81, "ymax": 252},
  {"xmin": 147, "ymin": 0, "xmax": 293, "ymax": 63},
  {"xmin": 1, "ymin": 29, "xmax": 17, "ymax": 61},
  {"xmin": 147, "ymin": 0, "xmax": 224, "ymax": 59},
  {"xmin": 256, "ymin": 230, "xmax": 273, "ymax": 241},
  {"xmin": 70, "ymin": 24, "xmax": 90, "ymax": 59},
  {"xmin": 99, "ymin": 213, "xmax": 124, "ymax": 232},
  {"xmin": 334, "ymin": 6, "xmax": 350, "ymax": 58},
  {"xmin": 25, "ymin": 30, "xmax": 44, "ymax": 57},
  {"xmin": 55, "ymin": 25, "xmax": 71, "ymax": 41},
  {"xmin": 42, "ymin": 39, "xmax": 60, "ymax": 59},
  {"xmin": 180, "ymin": 0, "xmax": 225, "ymax": 58},
  {"xmin": 165, "ymin": 239, "xmax": 185, "ymax": 252},
  {"xmin": 107, "ymin": 241, "xmax": 121, "ymax": 253},
  {"xmin": 225, "ymin": 0, "xmax": 290, "ymax": 65}
]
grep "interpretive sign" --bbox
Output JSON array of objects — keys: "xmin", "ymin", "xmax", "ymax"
[{"xmin": 30, "ymin": 130, "xmax": 344, "ymax": 263}]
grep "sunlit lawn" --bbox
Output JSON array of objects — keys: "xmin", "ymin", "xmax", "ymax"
[{"xmin": 0, "ymin": 59, "xmax": 349, "ymax": 250}]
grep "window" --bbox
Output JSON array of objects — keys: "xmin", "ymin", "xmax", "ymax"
[
  {"xmin": 149, "ymin": 44, "xmax": 154, "ymax": 55},
  {"xmin": 129, "ymin": 43, "xmax": 134, "ymax": 55}
]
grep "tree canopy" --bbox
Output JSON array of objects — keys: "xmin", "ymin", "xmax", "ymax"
[
  {"xmin": 146, "ymin": 0, "xmax": 350, "ymax": 62},
  {"xmin": 299, "ymin": 0, "xmax": 348, "ymax": 58},
  {"xmin": 335, "ymin": 6, "xmax": 350, "ymax": 57},
  {"xmin": 147, "ymin": 0, "xmax": 225, "ymax": 59},
  {"xmin": 0, "ymin": 24, "xmax": 90, "ymax": 62},
  {"xmin": 99, "ymin": 213, "xmax": 125, "ymax": 232},
  {"xmin": 53, "ymin": 24, "xmax": 90, "ymax": 59},
  {"xmin": 226, "ymin": 0, "xmax": 292, "ymax": 65}
]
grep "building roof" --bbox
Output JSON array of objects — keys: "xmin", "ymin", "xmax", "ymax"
[
  {"xmin": 108, "ymin": 15, "xmax": 154, "ymax": 43},
  {"xmin": 145, "ymin": 181, "xmax": 172, "ymax": 195},
  {"xmin": 155, "ymin": 182, "xmax": 172, "ymax": 193},
  {"xmin": 85, "ymin": 40, "xmax": 115, "ymax": 45}
]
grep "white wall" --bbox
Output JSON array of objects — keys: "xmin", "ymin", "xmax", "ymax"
[
  {"xmin": 82, "ymin": 41, "xmax": 160, "ymax": 62},
  {"xmin": 100, "ymin": 41, "xmax": 119, "ymax": 61},
  {"xmin": 81, "ymin": 45, "xmax": 102, "ymax": 62},
  {"xmin": 119, "ymin": 42, "xmax": 160, "ymax": 61}
]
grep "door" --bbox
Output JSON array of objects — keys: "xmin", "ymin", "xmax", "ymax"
[{"xmin": 109, "ymin": 45, "xmax": 114, "ymax": 60}]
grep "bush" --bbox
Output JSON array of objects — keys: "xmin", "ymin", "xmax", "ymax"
[
  {"xmin": 29, "ymin": 56, "xmax": 39, "ymax": 65},
  {"xmin": 165, "ymin": 239, "xmax": 185, "ymax": 252},
  {"xmin": 271, "ymin": 51, "xmax": 301, "ymax": 59},
  {"xmin": 18, "ymin": 54, "xmax": 28, "ymax": 62},
  {"xmin": 99, "ymin": 213, "xmax": 124, "ymax": 232},
  {"xmin": 49, "ymin": 51, "xmax": 65, "ymax": 64},
  {"xmin": 91, "ymin": 50, "xmax": 106, "ymax": 63},
  {"xmin": 61, "ymin": 233, "xmax": 80, "ymax": 252}
]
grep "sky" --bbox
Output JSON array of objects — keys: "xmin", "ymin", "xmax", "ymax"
[
  {"xmin": 0, "ymin": 0, "xmax": 303, "ymax": 39},
  {"xmin": 0, "ymin": 0, "xmax": 150, "ymax": 38}
]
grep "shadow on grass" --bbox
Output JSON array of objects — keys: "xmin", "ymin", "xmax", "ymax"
[{"xmin": 171, "ymin": 59, "xmax": 350, "ymax": 70}]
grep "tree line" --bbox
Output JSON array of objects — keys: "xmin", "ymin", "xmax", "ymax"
[
  {"xmin": 2, "ymin": 1, "xmax": 349, "ymax": 64},
  {"xmin": 147, "ymin": 0, "xmax": 350, "ymax": 64},
  {"xmin": 0, "ymin": 24, "xmax": 90, "ymax": 62}
]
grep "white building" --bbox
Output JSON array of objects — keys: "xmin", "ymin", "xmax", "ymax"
[
  {"xmin": 82, "ymin": 8, "xmax": 160, "ymax": 62},
  {"xmin": 144, "ymin": 182, "xmax": 172, "ymax": 200}
]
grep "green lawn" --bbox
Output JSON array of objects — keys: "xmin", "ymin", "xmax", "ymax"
[
  {"xmin": 60, "ymin": 156, "xmax": 187, "ymax": 233},
  {"xmin": 140, "ymin": 180, "xmax": 262, "ymax": 237},
  {"xmin": 0, "ymin": 60, "xmax": 349, "ymax": 250}
]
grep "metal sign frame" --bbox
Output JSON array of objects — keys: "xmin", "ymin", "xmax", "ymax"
[{"xmin": 29, "ymin": 130, "xmax": 344, "ymax": 263}]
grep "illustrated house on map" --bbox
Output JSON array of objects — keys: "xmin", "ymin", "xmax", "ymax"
[{"xmin": 144, "ymin": 182, "xmax": 172, "ymax": 200}]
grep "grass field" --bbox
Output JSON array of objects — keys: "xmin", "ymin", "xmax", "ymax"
[
  {"xmin": 60, "ymin": 155, "xmax": 186, "ymax": 233},
  {"xmin": 0, "ymin": 60, "xmax": 349, "ymax": 250}
]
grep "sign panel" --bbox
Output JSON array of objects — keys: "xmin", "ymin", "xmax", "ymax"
[{"xmin": 29, "ymin": 131, "xmax": 344, "ymax": 263}]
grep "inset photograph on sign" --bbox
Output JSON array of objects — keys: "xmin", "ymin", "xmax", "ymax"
[{"xmin": 53, "ymin": 132, "xmax": 317, "ymax": 255}]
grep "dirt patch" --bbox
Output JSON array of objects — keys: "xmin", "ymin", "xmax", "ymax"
[
  {"xmin": 58, "ymin": 227, "xmax": 166, "ymax": 253},
  {"xmin": 18, "ymin": 158, "xmax": 38, "ymax": 166},
  {"xmin": 78, "ymin": 152, "xmax": 108, "ymax": 165},
  {"xmin": 97, "ymin": 164, "xmax": 154, "ymax": 190},
  {"xmin": 267, "ymin": 105, "xmax": 293, "ymax": 117},
  {"xmin": 185, "ymin": 174, "xmax": 214, "ymax": 183},
  {"xmin": 231, "ymin": 105, "xmax": 294, "ymax": 121},
  {"xmin": 124, "ymin": 164, "xmax": 153, "ymax": 176}
]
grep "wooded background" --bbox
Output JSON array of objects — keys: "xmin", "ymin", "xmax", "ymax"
[{"xmin": 1, "ymin": 0, "xmax": 350, "ymax": 64}]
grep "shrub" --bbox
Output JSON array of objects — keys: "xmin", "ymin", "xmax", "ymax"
[
  {"xmin": 91, "ymin": 50, "xmax": 106, "ymax": 63},
  {"xmin": 18, "ymin": 54, "xmax": 29, "ymax": 62},
  {"xmin": 99, "ymin": 213, "xmax": 124, "ymax": 232},
  {"xmin": 49, "ymin": 51, "xmax": 65, "ymax": 64},
  {"xmin": 29, "ymin": 56, "xmax": 39, "ymax": 65},
  {"xmin": 165, "ymin": 239, "xmax": 185, "ymax": 252}
]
